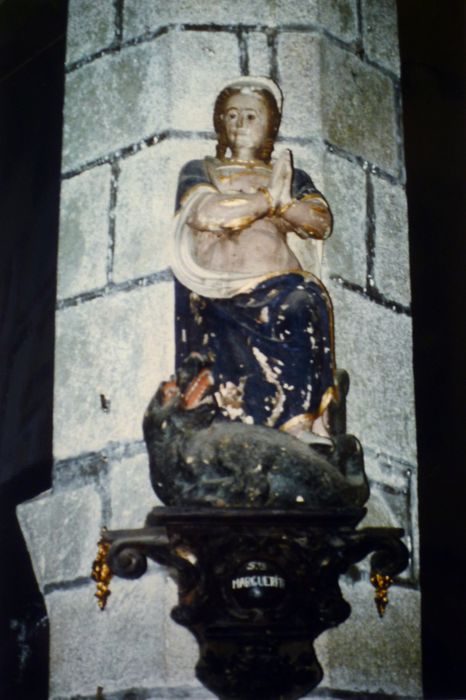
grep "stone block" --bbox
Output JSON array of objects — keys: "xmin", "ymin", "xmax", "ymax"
[
  {"xmin": 315, "ymin": 581, "xmax": 422, "ymax": 696},
  {"xmin": 47, "ymin": 574, "xmax": 166, "ymax": 697},
  {"xmin": 318, "ymin": 0, "xmax": 358, "ymax": 43},
  {"xmin": 321, "ymin": 40, "xmax": 398, "ymax": 173},
  {"xmin": 372, "ymin": 177, "xmax": 411, "ymax": 307},
  {"xmin": 123, "ymin": 0, "xmax": 358, "ymax": 38},
  {"xmin": 66, "ymin": 0, "xmax": 115, "ymax": 65},
  {"xmin": 364, "ymin": 478, "xmax": 409, "ymax": 532},
  {"xmin": 277, "ymin": 32, "xmax": 322, "ymax": 139},
  {"xmin": 123, "ymin": 0, "xmax": 321, "ymax": 36},
  {"xmin": 57, "ymin": 165, "xmax": 111, "ymax": 300},
  {"xmin": 146, "ymin": 693, "xmax": 213, "ymax": 700},
  {"xmin": 62, "ymin": 43, "xmax": 167, "ymax": 171},
  {"xmin": 364, "ymin": 448, "xmax": 415, "ymax": 491},
  {"xmin": 62, "ymin": 32, "xmax": 239, "ymax": 171},
  {"xmin": 321, "ymin": 151, "xmax": 367, "ymax": 287},
  {"xmin": 16, "ymin": 485, "xmax": 101, "ymax": 590},
  {"xmin": 113, "ymin": 138, "xmax": 212, "ymax": 284},
  {"xmin": 361, "ymin": 0, "xmax": 400, "ymax": 74},
  {"xmin": 164, "ymin": 577, "xmax": 208, "ymax": 690},
  {"xmin": 329, "ymin": 281, "xmax": 417, "ymax": 463},
  {"xmin": 109, "ymin": 452, "xmax": 162, "ymax": 529},
  {"xmin": 246, "ymin": 31, "xmax": 271, "ymax": 77},
  {"xmin": 156, "ymin": 31, "xmax": 240, "ymax": 133},
  {"xmin": 53, "ymin": 281, "xmax": 175, "ymax": 460}
]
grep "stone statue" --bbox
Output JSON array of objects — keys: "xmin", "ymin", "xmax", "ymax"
[
  {"xmin": 171, "ymin": 76, "xmax": 336, "ymax": 443},
  {"xmin": 144, "ymin": 76, "xmax": 368, "ymax": 509}
]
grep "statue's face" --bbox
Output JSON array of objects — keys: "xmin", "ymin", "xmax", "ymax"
[{"xmin": 222, "ymin": 92, "xmax": 270, "ymax": 156}]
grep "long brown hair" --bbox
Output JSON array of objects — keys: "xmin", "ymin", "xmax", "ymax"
[{"xmin": 213, "ymin": 86, "xmax": 281, "ymax": 163}]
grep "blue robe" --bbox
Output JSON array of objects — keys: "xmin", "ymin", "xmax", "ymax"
[{"xmin": 173, "ymin": 160, "xmax": 336, "ymax": 430}]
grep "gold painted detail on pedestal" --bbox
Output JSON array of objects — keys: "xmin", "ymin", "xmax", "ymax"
[
  {"xmin": 91, "ymin": 529, "xmax": 112, "ymax": 611},
  {"xmin": 370, "ymin": 572, "xmax": 393, "ymax": 618}
]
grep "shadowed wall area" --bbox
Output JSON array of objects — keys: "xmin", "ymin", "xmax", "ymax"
[{"xmin": 0, "ymin": 1, "xmax": 66, "ymax": 698}]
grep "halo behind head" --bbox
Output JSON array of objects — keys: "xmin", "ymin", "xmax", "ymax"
[{"xmin": 220, "ymin": 76, "xmax": 283, "ymax": 113}]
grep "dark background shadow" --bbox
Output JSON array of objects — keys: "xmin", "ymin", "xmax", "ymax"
[
  {"xmin": 398, "ymin": 2, "xmax": 466, "ymax": 698},
  {"xmin": 0, "ymin": 1, "xmax": 66, "ymax": 698},
  {"xmin": 0, "ymin": 0, "xmax": 464, "ymax": 698}
]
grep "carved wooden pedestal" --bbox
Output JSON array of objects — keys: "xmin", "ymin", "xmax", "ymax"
[{"xmin": 103, "ymin": 507, "xmax": 408, "ymax": 700}]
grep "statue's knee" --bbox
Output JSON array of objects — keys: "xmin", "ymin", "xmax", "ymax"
[{"xmin": 279, "ymin": 291, "xmax": 314, "ymax": 326}]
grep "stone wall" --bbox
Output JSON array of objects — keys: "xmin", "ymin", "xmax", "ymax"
[{"xmin": 17, "ymin": 1, "xmax": 421, "ymax": 698}]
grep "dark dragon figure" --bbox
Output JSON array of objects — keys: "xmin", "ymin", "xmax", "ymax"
[{"xmin": 143, "ymin": 353, "xmax": 369, "ymax": 510}]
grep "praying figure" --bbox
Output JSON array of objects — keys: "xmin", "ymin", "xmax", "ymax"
[{"xmin": 171, "ymin": 76, "xmax": 336, "ymax": 445}]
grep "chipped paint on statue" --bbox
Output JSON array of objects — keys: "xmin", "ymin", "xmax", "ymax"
[
  {"xmin": 143, "ymin": 77, "xmax": 368, "ymax": 509},
  {"xmin": 172, "ymin": 76, "xmax": 336, "ymax": 443}
]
